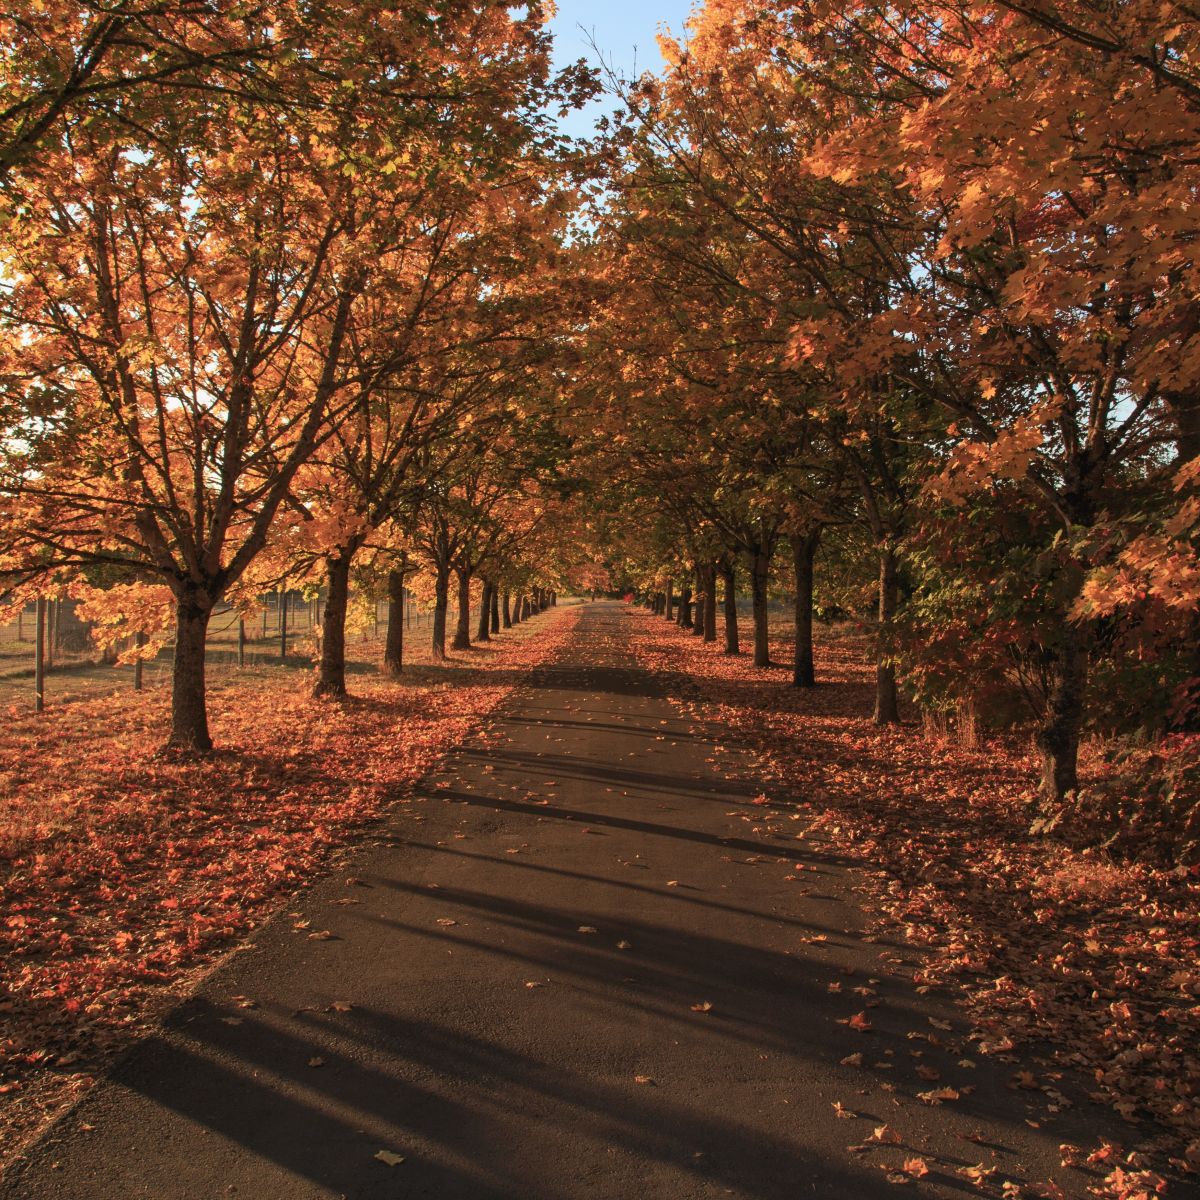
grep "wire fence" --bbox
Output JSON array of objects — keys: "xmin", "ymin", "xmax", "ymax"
[{"xmin": 0, "ymin": 589, "xmax": 439, "ymax": 709}]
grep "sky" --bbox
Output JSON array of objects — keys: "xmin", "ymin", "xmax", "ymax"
[{"xmin": 547, "ymin": 0, "xmax": 697, "ymax": 139}]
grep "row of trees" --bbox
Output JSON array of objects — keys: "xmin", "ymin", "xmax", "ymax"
[
  {"xmin": 0, "ymin": 1, "xmax": 596, "ymax": 749},
  {"xmin": 577, "ymin": 0, "xmax": 1199, "ymax": 803}
]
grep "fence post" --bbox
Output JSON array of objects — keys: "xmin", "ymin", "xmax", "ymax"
[
  {"xmin": 35, "ymin": 597, "xmax": 46, "ymax": 713},
  {"xmin": 279, "ymin": 590, "xmax": 288, "ymax": 661},
  {"xmin": 238, "ymin": 618, "xmax": 246, "ymax": 668}
]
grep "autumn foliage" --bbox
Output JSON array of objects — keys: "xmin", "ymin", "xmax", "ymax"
[{"xmin": 2, "ymin": 0, "xmax": 1200, "ymax": 1191}]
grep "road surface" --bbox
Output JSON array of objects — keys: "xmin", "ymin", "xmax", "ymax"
[{"xmin": 3, "ymin": 602, "xmax": 1118, "ymax": 1199}]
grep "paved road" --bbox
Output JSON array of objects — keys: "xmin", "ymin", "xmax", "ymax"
[{"xmin": 4, "ymin": 603, "xmax": 1116, "ymax": 1199}]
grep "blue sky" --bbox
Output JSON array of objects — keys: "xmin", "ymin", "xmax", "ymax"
[{"xmin": 547, "ymin": 0, "xmax": 697, "ymax": 138}]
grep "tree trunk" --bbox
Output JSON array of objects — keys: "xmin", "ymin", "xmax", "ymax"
[
  {"xmin": 502, "ymin": 590, "xmax": 513, "ymax": 628},
  {"xmin": 452, "ymin": 568, "xmax": 472, "ymax": 650},
  {"xmin": 874, "ymin": 543, "xmax": 901, "ymax": 725},
  {"xmin": 720, "ymin": 563, "xmax": 739, "ymax": 655},
  {"xmin": 383, "ymin": 567, "xmax": 406, "ymax": 675},
  {"xmin": 702, "ymin": 564, "xmax": 718, "ymax": 642},
  {"xmin": 477, "ymin": 580, "xmax": 493, "ymax": 642},
  {"xmin": 490, "ymin": 585, "xmax": 500, "ymax": 634},
  {"xmin": 521, "ymin": 595, "xmax": 532, "ymax": 621},
  {"xmin": 314, "ymin": 553, "xmax": 352, "ymax": 698},
  {"xmin": 1166, "ymin": 389, "xmax": 1200, "ymax": 468},
  {"xmin": 751, "ymin": 548, "xmax": 771, "ymax": 668},
  {"xmin": 1037, "ymin": 635, "xmax": 1087, "ymax": 800},
  {"xmin": 792, "ymin": 530, "xmax": 821, "ymax": 688},
  {"xmin": 134, "ymin": 630, "xmax": 146, "ymax": 691},
  {"xmin": 678, "ymin": 586, "xmax": 693, "ymax": 629},
  {"xmin": 34, "ymin": 596, "xmax": 45, "ymax": 713},
  {"xmin": 431, "ymin": 563, "xmax": 450, "ymax": 659},
  {"xmin": 169, "ymin": 590, "xmax": 214, "ymax": 751},
  {"xmin": 691, "ymin": 566, "xmax": 706, "ymax": 638},
  {"xmin": 664, "ymin": 580, "xmax": 674, "ymax": 621}
]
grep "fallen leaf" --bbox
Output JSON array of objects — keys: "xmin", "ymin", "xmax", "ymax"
[{"xmin": 374, "ymin": 1150, "xmax": 405, "ymax": 1167}]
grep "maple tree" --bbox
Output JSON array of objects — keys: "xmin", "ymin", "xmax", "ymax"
[
  {"xmin": 2, "ymin": 2, "xmax": 1199, "ymax": 1186},
  {"xmin": 0, "ymin": 0, "xmax": 589, "ymax": 747},
  {"xmin": 587, "ymin": 0, "xmax": 1200, "ymax": 802}
]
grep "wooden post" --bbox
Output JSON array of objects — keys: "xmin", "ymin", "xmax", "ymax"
[
  {"xmin": 279, "ymin": 590, "xmax": 288, "ymax": 661},
  {"xmin": 34, "ymin": 597, "xmax": 46, "ymax": 713},
  {"xmin": 133, "ymin": 630, "xmax": 146, "ymax": 691},
  {"xmin": 238, "ymin": 618, "xmax": 246, "ymax": 668}
]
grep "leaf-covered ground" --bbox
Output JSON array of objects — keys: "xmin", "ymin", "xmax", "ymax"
[
  {"xmin": 630, "ymin": 610, "xmax": 1200, "ymax": 1194},
  {"xmin": 0, "ymin": 605, "xmax": 579, "ymax": 1169}
]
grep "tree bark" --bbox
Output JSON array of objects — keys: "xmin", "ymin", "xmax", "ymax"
[
  {"xmin": 751, "ymin": 548, "xmax": 771, "ymax": 667},
  {"xmin": 452, "ymin": 568, "xmax": 472, "ymax": 650},
  {"xmin": 702, "ymin": 564, "xmax": 718, "ymax": 642},
  {"xmin": 678, "ymin": 586, "xmax": 693, "ymax": 629},
  {"xmin": 720, "ymin": 562, "xmax": 739, "ymax": 655},
  {"xmin": 691, "ymin": 566, "xmax": 706, "ymax": 638},
  {"xmin": 1166, "ymin": 389, "xmax": 1200, "ymax": 468},
  {"xmin": 521, "ymin": 595, "xmax": 532, "ymax": 621},
  {"xmin": 502, "ymin": 590, "xmax": 513, "ymax": 628},
  {"xmin": 383, "ymin": 566, "xmax": 406, "ymax": 675},
  {"xmin": 476, "ymin": 580, "xmax": 493, "ymax": 642},
  {"xmin": 134, "ymin": 629, "xmax": 146, "ymax": 691},
  {"xmin": 169, "ymin": 590, "xmax": 214, "ymax": 751},
  {"xmin": 490, "ymin": 585, "xmax": 500, "ymax": 634},
  {"xmin": 34, "ymin": 596, "xmax": 45, "ymax": 713},
  {"xmin": 431, "ymin": 563, "xmax": 450, "ymax": 659},
  {"xmin": 314, "ymin": 552, "xmax": 352, "ymax": 697},
  {"xmin": 792, "ymin": 530, "xmax": 821, "ymax": 688},
  {"xmin": 874, "ymin": 543, "xmax": 901, "ymax": 725},
  {"xmin": 1037, "ymin": 635, "xmax": 1087, "ymax": 800},
  {"xmin": 664, "ymin": 580, "xmax": 674, "ymax": 621}
]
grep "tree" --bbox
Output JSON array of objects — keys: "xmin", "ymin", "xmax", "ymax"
[{"xmin": 0, "ymin": 1, "xmax": 579, "ymax": 747}]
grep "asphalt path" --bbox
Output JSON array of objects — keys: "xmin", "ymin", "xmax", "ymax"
[{"xmin": 3, "ymin": 602, "xmax": 1122, "ymax": 1199}]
